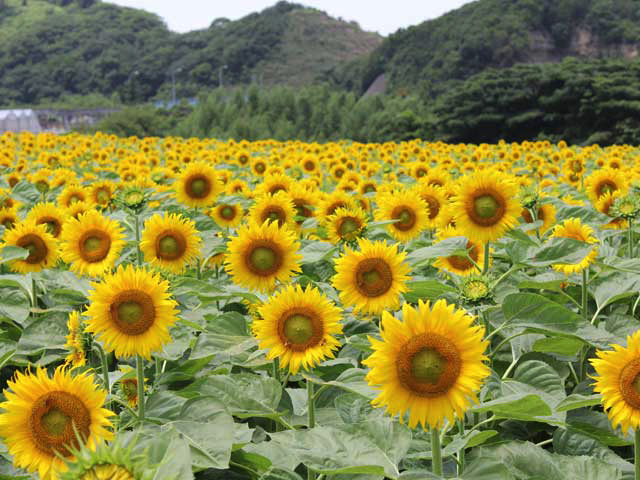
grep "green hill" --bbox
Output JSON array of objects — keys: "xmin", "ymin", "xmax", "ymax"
[
  {"xmin": 353, "ymin": 0, "xmax": 640, "ymax": 96},
  {"xmin": 0, "ymin": 0, "xmax": 381, "ymax": 106}
]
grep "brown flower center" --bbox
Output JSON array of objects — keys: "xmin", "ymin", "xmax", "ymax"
[
  {"xmin": 95, "ymin": 188, "xmax": 111, "ymax": 205},
  {"xmin": 245, "ymin": 240, "xmax": 283, "ymax": 277},
  {"xmin": 29, "ymin": 391, "xmax": 91, "ymax": 457},
  {"xmin": 304, "ymin": 161, "xmax": 315, "ymax": 171},
  {"xmin": 355, "ymin": 257, "xmax": 393, "ymax": 298},
  {"xmin": 110, "ymin": 290, "xmax": 155, "ymax": 335},
  {"xmin": 396, "ymin": 333, "xmax": 462, "ymax": 397},
  {"xmin": 278, "ymin": 307, "xmax": 324, "ymax": 351},
  {"xmin": 185, "ymin": 174, "xmax": 211, "ymax": 199},
  {"xmin": 79, "ymin": 229, "xmax": 112, "ymax": 263},
  {"xmin": 596, "ymin": 180, "xmax": 617, "ymax": 198},
  {"xmin": 391, "ymin": 206, "xmax": 417, "ymax": 231},
  {"xmin": 17, "ymin": 233, "xmax": 49, "ymax": 264},
  {"xmin": 338, "ymin": 217, "xmax": 361, "ymax": 239},
  {"xmin": 219, "ymin": 205, "xmax": 237, "ymax": 220},
  {"xmin": 467, "ymin": 190, "xmax": 506, "ymax": 227},
  {"xmin": 155, "ymin": 230, "xmax": 187, "ymax": 261},
  {"xmin": 619, "ymin": 358, "xmax": 640, "ymax": 409},
  {"xmin": 255, "ymin": 162, "xmax": 266, "ymax": 174},
  {"xmin": 446, "ymin": 241, "xmax": 478, "ymax": 271},
  {"xmin": 261, "ymin": 206, "xmax": 287, "ymax": 227},
  {"xmin": 37, "ymin": 216, "xmax": 62, "ymax": 237},
  {"xmin": 421, "ymin": 195, "xmax": 440, "ymax": 220}
]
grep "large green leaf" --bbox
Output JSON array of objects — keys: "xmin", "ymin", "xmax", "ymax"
[
  {"xmin": 299, "ymin": 241, "xmax": 337, "ymax": 264},
  {"xmin": 523, "ymin": 238, "xmax": 597, "ymax": 267},
  {"xmin": 591, "ymin": 258, "xmax": 640, "ymax": 310},
  {"xmin": 404, "ymin": 236, "xmax": 468, "ymax": 267},
  {"xmin": 0, "ymin": 246, "xmax": 28, "ymax": 264},
  {"xmin": 403, "ymin": 281, "xmax": 457, "ymax": 304}
]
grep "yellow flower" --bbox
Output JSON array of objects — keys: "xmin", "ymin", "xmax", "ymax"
[
  {"xmin": 326, "ymin": 206, "xmax": 368, "ymax": 243},
  {"xmin": 65, "ymin": 311, "xmax": 86, "ymax": 368},
  {"xmin": 60, "ymin": 210, "xmax": 126, "ymax": 277},
  {"xmin": 585, "ymin": 168, "xmax": 628, "ymax": 203},
  {"xmin": 225, "ymin": 220, "xmax": 302, "ymax": 293},
  {"xmin": 591, "ymin": 331, "xmax": 640, "ymax": 433},
  {"xmin": 140, "ymin": 212, "xmax": 202, "ymax": 274},
  {"xmin": 248, "ymin": 192, "xmax": 297, "ymax": 230},
  {"xmin": 58, "ymin": 184, "xmax": 90, "ymax": 208},
  {"xmin": 520, "ymin": 203, "xmax": 557, "ymax": 234},
  {"xmin": 332, "ymin": 238, "xmax": 410, "ymax": 315},
  {"xmin": 84, "ymin": 265, "xmax": 178, "ymax": 359},
  {"xmin": 175, "ymin": 162, "xmax": 222, "ymax": 208},
  {"xmin": 376, "ymin": 189, "xmax": 429, "ymax": 242},
  {"xmin": 0, "ymin": 366, "xmax": 113, "ymax": 480},
  {"xmin": 364, "ymin": 300, "xmax": 490, "ymax": 429},
  {"xmin": 210, "ymin": 202, "xmax": 244, "ymax": 228},
  {"xmin": 549, "ymin": 218, "xmax": 599, "ymax": 275},
  {"xmin": 25, "ymin": 202, "xmax": 67, "ymax": 238},
  {"xmin": 3, "ymin": 222, "xmax": 58, "ymax": 273},
  {"xmin": 254, "ymin": 284, "xmax": 343, "ymax": 374},
  {"xmin": 453, "ymin": 171, "xmax": 521, "ymax": 243},
  {"xmin": 433, "ymin": 226, "xmax": 486, "ymax": 276}
]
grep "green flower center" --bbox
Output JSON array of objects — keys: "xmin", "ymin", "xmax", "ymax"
[
  {"xmin": 190, "ymin": 179, "xmax": 208, "ymax": 197},
  {"xmin": 158, "ymin": 235, "xmax": 179, "ymax": 256},
  {"xmin": 35, "ymin": 180, "xmax": 49, "ymax": 193},
  {"xmin": 83, "ymin": 236, "xmax": 103, "ymax": 253},
  {"xmin": 362, "ymin": 269, "xmax": 381, "ymax": 285},
  {"xmin": 250, "ymin": 247, "xmax": 276, "ymax": 272},
  {"xmin": 283, "ymin": 314, "xmax": 314, "ymax": 345},
  {"xmin": 339, "ymin": 218, "xmax": 360, "ymax": 236},
  {"xmin": 117, "ymin": 301, "xmax": 144, "ymax": 325},
  {"xmin": 474, "ymin": 194, "xmax": 500, "ymax": 219},
  {"xmin": 221, "ymin": 206, "xmax": 234, "ymax": 219},
  {"xmin": 41, "ymin": 408, "xmax": 70, "ymax": 436},
  {"xmin": 411, "ymin": 348, "xmax": 446, "ymax": 384}
]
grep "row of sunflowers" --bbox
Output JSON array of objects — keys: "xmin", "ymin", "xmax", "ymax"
[{"xmin": 0, "ymin": 132, "xmax": 639, "ymax": 479}]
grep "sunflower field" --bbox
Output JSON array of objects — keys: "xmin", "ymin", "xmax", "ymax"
[{"xmin": 1, "ymin": 133, "xmax": 640, "ymax": 480}]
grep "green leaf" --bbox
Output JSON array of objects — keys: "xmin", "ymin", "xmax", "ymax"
[
  {"xmin": 17, "ymin": 313, "xmax": 67, "ymax": 355},
  {"xmin": 532, "ymin": 337, "xmax": 584, "ymax": 356},
  {"xmin": 146, "ymin": 428, "xmax": 195, "ymax": 480},
  {"xmin": 555, "ymin": 394, "xmax": 602, "ymax": 412},
  {"xmin": 0, "ymin": 288, "xmax": 30, "ymax": 326},
  {"xmin": 404, "ymin": 237, "xmax": 468, "ymax": 267},
  {"xmin": 310, "ymin": 368, "xmax": 377, "ymax": 399},
  {"xmin": 524, "ymin": 238, "xmax": 597, "ymax": 267},
  {"xmin": 592, "ymin": 258, "xmax": 640, "ymax": 310},
  {"xmin": 0, "ymin": 246, "xmax": 28, "ymax": 264},
  {"xmin": 471, "ymin": 394, "xmax": 552, "ymax": 421},
  {"xmin": 403, "ymin": 280, "xmax": 457, "ymax": 303},
  {"xmin": 299, "ymin": 241, "xmax": 337, "ymax": 264}
]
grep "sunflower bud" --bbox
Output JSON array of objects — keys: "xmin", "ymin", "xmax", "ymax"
[
  {"xmin": 460, "ymin": 275, "xmax": 493, "ymax": 304},
  {"xmin": 611, "ymin": 194, "xmax": 640, "ymax": 220}
]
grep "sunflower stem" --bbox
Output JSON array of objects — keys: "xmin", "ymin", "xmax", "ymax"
[
  {"xmin": 134, "ymin": 214, "xmax": 142, "ymax": 266},
  {"xmin": 98, "ymin": 345, "xmax": 110, "ymax": 395},
  {"xmin": 431, "ymin": 427, "xmax": 443, "ymax": 476},
  {"xmin": 30, "ymin": 275, "xmax": 37, "ymax": 317},
  {"xmin": 635, "ymin": 429, "xmax": 640, "ymax": 480},
  {"xmin": 307, "ymin": 379, "xmax": 316, "ymax": 480},
  {"xmin": 629, "ymin": 219, "xmax": 634, "ymax": 258},
  {"xmin": 457, "ymin": 419, "xmax": 465, "ymax": 475},
  {"xmin": 136, "ymin": 354, "xmax": 145, "ymax": 422},
  {"xmin": 582, "ymin": 270, "xmax": 588, "ymax": 321},
  {"xmin": 482, "ymin": 242, "xmax": 490, "ymax": 274}
]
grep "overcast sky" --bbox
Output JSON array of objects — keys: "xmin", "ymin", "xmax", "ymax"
[{"xmin": 105, "ymin": 0, "xmax": 475, "ymax": 36}]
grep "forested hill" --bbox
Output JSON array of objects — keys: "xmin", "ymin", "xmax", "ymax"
[
  {"xmin": 350, "ymin": 0, "xmax": 640, "ymax": 97},
  {"xmin": 0, "ymin": 0, "xmax": 381, "ymax": 106}
]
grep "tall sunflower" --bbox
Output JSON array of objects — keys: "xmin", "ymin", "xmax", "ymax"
[
  {"xmin": 0, "ymin": 366, "xmax": 113, "ymax": 480},
  {"xmin": 453, "ymin": 171, "xmax": 521, "ymax": 243},
  {"xmin": 326, "ymin": 206, "xmax": 368, "ymax": 244},
  {"xmin": 225, "ymin": 220, "xmax": 302, "ymax": 293},
  {"xmin": 364, "ymin": 300, "xmax": 490, "ymax": 429},
  {"xmin": 549, "ymin": 218, "xmax": 599, "ymax": 275},
  {"xmin": 26, "ymin": 202, "xmax": 67, "ymax": 238},
  {"xmin": 84, "ymin": 265, "xmax": 178, "ymax": 359},
  {"xmin": 248, "ymin": 192, "xmax": 297, "ymax": 230},
  {"xmin": 140, "ymin": 213, "xmax": 202, "ymax": 274},
  {"xmin": 254, "ymin": 284, "xmax": 343, "ymax": 374},
  {"xmin": 591, "ymin": 331, "xmax": 640, "ymax": 433},
  {"xmin": 3, "ymin": 222, "xmax": 58, "ymax": 273},
  {"xmin": 376, "ymin": 190, "xmax": 429, "ymax": 242},
  {"xmin": 175, "ymin": 162, "xmax": 221, "ymax": 208},
  {"xmin": 60, "ymin": 210, "xmax": 126, "ymax": 277},
  {"xmin": 332, "ymin": 238, "xmax": 410, "ymax": 315}
]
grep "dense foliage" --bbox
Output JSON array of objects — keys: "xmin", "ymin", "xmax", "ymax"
[
  {"xmin": 0, "ymin": 0, "xmax": 379, "ymax": 106},
  {"xmin": 353, "ymin": 0, "xmax": 640, "ymax": 96}
]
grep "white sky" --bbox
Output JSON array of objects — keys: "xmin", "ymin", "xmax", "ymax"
[{"xmin": 105, "ymin": 0, "xmax": 475, "ymax": 36}]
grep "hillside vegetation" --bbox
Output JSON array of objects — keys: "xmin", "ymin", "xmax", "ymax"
[{"xmin": 0, "ymin": 0, "xmax": 381, "ymax": 106}]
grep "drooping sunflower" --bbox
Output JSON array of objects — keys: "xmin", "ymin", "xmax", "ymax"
[
  {"xmin": 326, "ymin": 206, "xmax": 368, "ymax": 243},
  {"xmin": 453, "ymin": 171, "xmax": 521, "ymax": 244},
  {"xmin": 363, "ymin": 299, "xmax": 490, "ymax": 429},
  {"xmin": 332, "ymin": 238, "xmax": 410, "ymax": 315},
  {"xmin": 65, "ymin": 311, "xmax": 86, "ymax": 368},
  {"xmin": 253, "ymin": 284, "xmax": 343, "ymax": 374},
  {"xmin": 84, "ymin": 265, "xmax": 178, "ymax": 359},
  {"xmin": 140, "ymin": 213, "xmax": 202, "ymax": 274},
  {"xmin": 591, "ymin": 331, "xmax": 640, "ymax": 433},
  {"xmin": 0, "ymin": 366, "xmax": 114, "ymax": 480},
  {"xmin": 210, "ymin": 202, "xmax": 245, "ymax": 228},
  {"xmin": 376, "ymin": 190, "xmax": 429, "ymax": 242},
  {"xmin": 585, "ymin": 168, "xmax": 628, "ymax": 203},
  {"xmin": 549, "ymin": 218, "xmax": 599, "ymax": 275},
  {"xmin": 175, "ymin": 162, "xmax": 221, "ymax": 208},
  {"xmin": 61, "ymin": 209, "xmax": 126, "ymax": 277},
  {"xmin": 3, "ymin": 221, "xmax": 58, "ymax": 273},
  {"xmin": 433, "ymin": 226, "xmax": 486, "ymax": 276},
  {"xmin": 225, "ymin": 220, "xmax": 302, "ymax": 293},
  {"xmin": 248, "ymin": 192, "xmax": 297, "ymax": 230},
  {"xmin": 26, "ymin": 202, "xmax": 67, "ymax": 238},
  {"xmin": 61, "ymin": 436, "xmax": 146, "ymax": 480}
]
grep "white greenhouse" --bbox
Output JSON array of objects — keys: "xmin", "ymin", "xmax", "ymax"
[{"xmin": 0, "ymin": 109, "xmax": 43, "ymax": 134}]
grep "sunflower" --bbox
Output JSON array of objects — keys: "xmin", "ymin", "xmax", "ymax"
[
  {"xmin": 175, "ymin": 162, "xmax": 221, "ymax": 208},
  {"xmin": 433, "ymin": 226, "xmax": 486, "ymax": 276},
  {"xmin": 60, "ymin": 210, "xmax": 126, "ymax": 277},
  {"xmin": 332, "ymin": 238, "xmax": 410, "ymax": 315},
  {"xmin": 288, "ymin": 183, "xmax": 317, "ymax": 228},
  {"xmin": 26, "ymin": 202, "xmax": 67, "ymax": 238},
  {"xmin": 317, "ymin": 191, "xmax": 357, "ymax": 220},
  {"xmin": 3, "ymin": 222, "xmax": 58, "ymax": 273},
  {"xmin": 453, "ymin": 171, "xmax": 521, "ymax": 244},
  {"xmin": 0, "ymin": 206, "xmax": 18, "ymax": 230},
  {"xmin": 520, "ymin": 203, "xmax": 557, "ymax": 234},
  {"xmin": 598, "ymin": 192, "xmax": 630, "ymax": 230},
  {"xmin": 363, "ymin": 299, "xmax": 490, "ymax": 429},
  {"xmin": 0, "ymin": 366, "xmax": 113, "ymax": 480},
  {"xmin": 326, "ymin": 206, "xmax": 368, "ymax": 243},
  {"xmin": 116, "ymin": 366, "xmax": 145, "ymax": 408},
  {"xmin": 65, "ymin": 311, "xmax": 86, "ymax": 368},
  {"xmin": 254, "ymin": 173, "xmax": 293, "ymax": 197},
  {"xmin": 253, "ymin": 284, "xmax": 343, "ymax": 374},
  {"xmin": 585, "ymin": 168, "xmax": 628, "ymax": 203},
  {"xmin": 376, "ymin": 190, "xmax": 429, "ymax": 242},
  {"xmin": 140, "ymin": 212, "xmax": 202, "ymax": 274},
  {"xmin": 67, "ymin": 201, "xmax": 95, "ymax": 220},
  {"xmin": 248, "ymin": 192, "xmax": 297, "ymax": 230},
  {"xmin": 84, "ymin": 265, "xmax": 178, "ymax": 359},
  {"xmin": 549, "ymin": 218, "xmax": 599, "ymax": 275},
  {"xmin": 591, "ymin": 331, "xmax": 640, "ymax": 433},
  {"xmin": 210, "ymin": 202, "xmax": 244, "ymax": 228},
  {"xmin": 89, "ymin": 181, "xmax": 117, "ymax": 208},
  {"xmin": 58, "ymin": 184, "xmax": 90, "ymax": 208},
  {"xmin": 415, "ymin": 182, "xmax": 447, "ymax": 229},
  {"xmin": 225, "ymin": 220, "xmax": 302, "ymax": 293}
]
